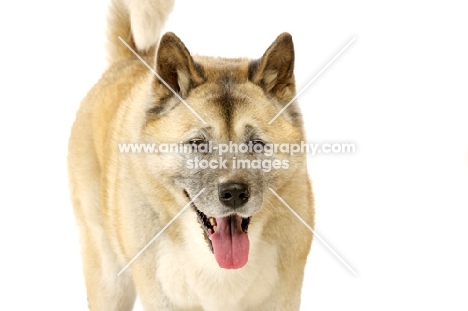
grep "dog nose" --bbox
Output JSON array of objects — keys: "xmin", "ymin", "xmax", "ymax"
[{"xmin": 218, "ymin": 183, "xmax": 250, "ymax": 209}]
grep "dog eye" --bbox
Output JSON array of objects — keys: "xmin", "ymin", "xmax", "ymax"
[
  {"xmin": 189, "ymin": 138, "xmax": 205, "ymax": 146},
  {"xmin": 251, "ymin": 140, "xmax": 265, "ymax": 153},
  {"xmin": 188, "ymin": 138, "xmax": 207, "ymax": 152}
]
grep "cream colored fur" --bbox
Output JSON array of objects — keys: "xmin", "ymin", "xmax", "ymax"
[
  {"xmin": 106, "ymin": 0, "xmax": 174, "ymax": 64},
  {"xmin": 68, "ymin": 0, "xmax": 314, "ymax": 310}
]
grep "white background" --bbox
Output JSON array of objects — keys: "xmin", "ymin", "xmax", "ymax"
[{"xmin": 0, "ymin": 0, "xmax": 467, "ymax": 310}]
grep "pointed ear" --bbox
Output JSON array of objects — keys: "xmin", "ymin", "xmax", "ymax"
[
  {"xmin": 155, "ymin": 32, "xmax": 205, "ymax": 98},
  {"xmin": 248, "ymin": 33, "xmax": 296, "ymax": 101}
]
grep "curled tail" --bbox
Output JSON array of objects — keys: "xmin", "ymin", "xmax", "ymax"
[{"xmin": 106, "ymin": 0, "xmax": 175, "ymax": 64}]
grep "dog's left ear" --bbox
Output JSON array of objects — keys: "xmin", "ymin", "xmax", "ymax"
[{"xmin": 248, "ymin": 33, "xmax": 296, "ymax": 102}]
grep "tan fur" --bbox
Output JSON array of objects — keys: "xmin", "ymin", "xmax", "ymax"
[
  {"xmin": 106, "ymin": 0, "xmax": 174, "ymax": 64},
  {"xmin": 69, "ymin": 1, "xmax": 314, "ymax": 310}
]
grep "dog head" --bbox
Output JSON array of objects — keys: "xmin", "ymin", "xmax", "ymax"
[{"xmin": 142, "ymin": 32, "xmax": 307, "ymax": 268}]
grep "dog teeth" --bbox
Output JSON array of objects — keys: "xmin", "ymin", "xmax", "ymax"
[
  {"xmin": 213, "ymin": 225, "xmax": 217, "ymax": 232},
  {"xmin": 209, "ymin": 218, "xmax": 216, "ymax": 226}
]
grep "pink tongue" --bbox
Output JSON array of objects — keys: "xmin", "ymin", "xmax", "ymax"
[{"xmin": 210, "ymin": 215, "xmax": 249, "ymax": 269}]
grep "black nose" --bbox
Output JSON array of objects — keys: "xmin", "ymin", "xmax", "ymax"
[{"xmin": 218, "ymin": 183, "xmax": 250, "ymax": 209}]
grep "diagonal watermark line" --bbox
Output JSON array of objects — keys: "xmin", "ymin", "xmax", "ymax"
[
  {"xmin": 268, "ymin": 188, "xmax": 357, "ymax": 275},
  {"xmin": 117, "ymin": 188, "xmax": 206, "ymax": 276},
  {"xmin": 118, "ymin": 36, "xmax": 207, "ymax": 124},
  {"xmin": 268, "ymin": 37, "xmax": 356, "ymax": 124}
]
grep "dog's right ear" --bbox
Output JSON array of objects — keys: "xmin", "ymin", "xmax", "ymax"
[{"xmin": 154, "ymin": 32, "xmax": 205, "ymax": 98}]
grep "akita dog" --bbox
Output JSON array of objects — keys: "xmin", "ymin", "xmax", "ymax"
[{"xmin": 68, "ymin": 0, "xmax": 314, "ymax": 309}]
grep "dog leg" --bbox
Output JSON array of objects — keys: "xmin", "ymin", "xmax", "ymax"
[
  {"xmin": 69, "ymin": 129, "xmax": 137, "ymax": 311},
  {"xmin": 130, "ymin": 259, "xmax": 175, "ymax": 311},
  {"xmin": 73, "ymin": 194, "xmax": 137, "ymax": 311}
]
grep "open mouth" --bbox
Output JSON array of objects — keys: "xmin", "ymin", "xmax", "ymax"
[{"xmin": 185, "ymin": 191, "xmax": 251, "ymax": 269}]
